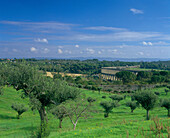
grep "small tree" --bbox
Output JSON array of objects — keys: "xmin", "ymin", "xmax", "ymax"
[
  {"xmin": 11, "ymin": 103, "xmax": 28, "ymax": 119},
  {"xmin": 109, "ymin": 95, "xmax": 124, "ymax": 102},
  {"xmin": 53, "ymin": 73, "xmax": 63, "ymax": 80},
  {"xmin": 164, "ymin": 89, "xmax": 169, "ymax": 95},
  {"xmin": 100, "ymin": 101, "xmax": 119, "ymax": 118},
  {"xmin": 97, "ymin": 87, "xmax": 102, "ymax": 95},
  {"xmin": 126, "ymin": 101, "xmax": 139, "ymax": 113},
  {"xmin": 134, "ymin": 91, "xmax": 157, "ymax": 120},
  {"xmin": 65, "ymin": 96, "xmax": 95, "ymax": 130},
  {"xmin": 51, "ymin": 105, "xmax": 67, "ymax": 128},
  {"xmin": 161, "ymin": 98, "xmax": 170, "ymax": 117}
]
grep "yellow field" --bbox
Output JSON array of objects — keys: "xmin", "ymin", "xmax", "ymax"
[{"xmin": 46, "ymin": 72, "xmax": 84, "ymax": 78}]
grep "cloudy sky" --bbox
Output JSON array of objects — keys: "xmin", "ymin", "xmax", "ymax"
[{"xmin": 0, "ymin": 0, "xmax": 170, "ymax": 59}]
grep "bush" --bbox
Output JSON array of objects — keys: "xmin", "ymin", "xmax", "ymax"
[
  {"xmin": 87, "ymin": 97, "xmax": 96, "ymax": 104},
  {"xmin": 11, "ymin": 103, "xmax": 28, "ymax": 119},
  {"xmin": 154, "ymin": 92, "xmax": 160, "ymax": 96},
  {"xmin": 126, "ymin": 101, "xmax": 139, "ymax": 113},
  {"xmin": 161, "ymin": 98, "xmax": 170, "ymax": 117},
  {"xmin": 109, "ymin": 95, "xmax": 124, "ymax": 102},
  {"xmin": 102, "ymin": 96, "xmax": 106, "ymax": 99},
  {"xmin": 100, "ymin": 101, "xmax": 119, "ymax": 118}
]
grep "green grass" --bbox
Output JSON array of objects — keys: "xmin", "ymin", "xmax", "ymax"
[{"xmin": 0, "ymin": 86, "xmax": 169, "ymax": 137}]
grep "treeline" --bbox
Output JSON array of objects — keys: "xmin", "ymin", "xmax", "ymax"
[{"xmin": 4, "ymin": 59, "xmax": 169, "ymax": 75}]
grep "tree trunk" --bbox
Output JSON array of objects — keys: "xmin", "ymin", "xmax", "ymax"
[
  {"xmin": 73, "ymin": 123, "xmax": 77, "ymax": 130},
  {"xmin": 73, "ymin": 121, "xmax": 78, "ymax": 130},
  {"xmin": 146, "ymin": 110, "xmax": 149, "ymax": 120},
  {"xmin": 168, "ymin": 109, "xmax": 170, "ymax": 117},
  {"xmin": 59, "ymin": 119, "xmax": 63, "ymax": 128},
  {"xmin": 17, "ymin": 113, "xmax": 20, "ymax": 119},
  {"xmin": 38, "ymin": 105, "xmax": 48, "ymax": 134}
]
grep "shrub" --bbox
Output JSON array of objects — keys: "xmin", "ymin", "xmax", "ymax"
[
  {"xmin": 126, "ymin": 101, "xmax": 139, "ymax": 113},
  {"xmin": 11, "ymin": 103, "xmax": 28, "ymax": 119},
  {"xmin": 100, "ymin": 101, "xmax": 119, "ymax": 118},
  {"xmin": 154, "ymin": 92, "xmax": 160, "ymax": 96},
  {"xmin": 161, "ymin": 98, "xmax": 170, "ymax": 117},
  {"xmin": 109, "ymin": 95, "xmax": 124, "ymax": 102},
  {"xmin": 102, "ymin": 96, "xmax": 106, "ymax": 99}
]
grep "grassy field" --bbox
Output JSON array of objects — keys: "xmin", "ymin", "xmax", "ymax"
[{"xmin": 0, "ymin": 86, "xmax": 169, "ymax": 137}]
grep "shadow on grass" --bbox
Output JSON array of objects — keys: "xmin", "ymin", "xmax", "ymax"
[
  {"xmin": 20, "ymin": 126, "xmax": 37, "ymax": 131},
  {"xmin": 0, "ymin": 114, "xmax": 16, "ymax": 119}
]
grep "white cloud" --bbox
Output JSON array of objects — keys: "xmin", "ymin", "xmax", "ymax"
[
  {"xmin": 112, "ymin": 49, "xmax": 118, "ymax": 52},
  {"xmin": 58, "ymin": 46, "xmax": 63, "ymax": 48},
  {"xmin": 148, "ymin": 42, "xmax": 153, "ymax": 46},
  {"xmin": 43, "ymin": 48, "xmax": 49, "ymax": 53},
  {"xmin": 30, "ymin": 47, "xmax": 37, "ymax": 52},
  {"xmin": 153, "ymin": 41, "xmax": 169, "ymax": 45},
  {"xmin": 75, "ymin": 44, "xmax": 79, "ymax": 48},
  {"xmin": 142, "ymin": 41, "xmax": 148, "ymax": 45},
  {"xmin": 98, "ymin": 51, "xmax": 102, "ymax": 54},
  {"xmin": 65, "ymin": 50, "xmax": 72, "ymax": 54},
  {"xmin": 84, "ymin": 26, "xmax": 126, "ymax": 31},
  {"xmin": 58, "ymin": 49, "xmax": 63, "ymax": 54},
  {"xmin": 86, "ymin": 48, "xmax": 95, "ymax": 54},
  {"xmin": 12, "ymin": 49, "xmax": 18, "ymax": 52},
  {"xmin": 130, "ymin": 8, "xmax": 143, "ymax": 14},
  {"xmin": 70, "ymin": 31, "xmax": 160, "ymax": 42},
  {"xmin": 34, "ymin": 38, "xmax": 48, "ymax": 43},
  {"xmin": 0, "ymin": 21, "xmax": 73, "ymax": 32},
  {"xmin": 142, "ymin": 41, "xmax": 153, "ymax": 46},
  {"xmin": 138, "ymin": 52, "xmax": 144, "ymax": 55}
]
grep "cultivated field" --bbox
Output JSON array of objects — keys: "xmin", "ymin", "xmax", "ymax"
[
  {"xmin": 46, "ymin": 72, "xmax": 84, "ymax": 78},
  {"xmin": 0, "ymin": 86, "xmax": 169, "ymax": 137}
]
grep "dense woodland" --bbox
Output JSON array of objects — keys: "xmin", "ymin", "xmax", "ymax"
[{"xmin": 2, "ymin": 58, "xmax": 169, "ymax": 74}]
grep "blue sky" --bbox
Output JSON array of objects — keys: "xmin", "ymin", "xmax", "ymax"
[{"xmin": 0, "ymin": 0, "xmax": 170, "ymax": 59}]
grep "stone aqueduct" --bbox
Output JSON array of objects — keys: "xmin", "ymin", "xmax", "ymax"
[{"xmin": 101, "ymin": 65, "xmax": 141, "ymax": 81}]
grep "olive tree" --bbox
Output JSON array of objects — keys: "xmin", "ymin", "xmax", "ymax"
[
  {"xmin": 0, "ymin": 63, "xmax": 11, "ymax": 95},
  {"xmin": 11, "ymin": 103, "xmax": 28, "ymax": 119},
  {"xmin": 109, "ymin": 95, "xmax": 124, "ymax": 102},
  {"xmin": 161, "ymin": 98, "xmax": 170, "ymax": 117},
  {"xmin": 100, "ymin": 101, "xmax": 119, "ymax": 118},
  {"xmin": 8, "ymin": 63, "xmax": 80, "ymax": 135},
  {"xmin": 64, "ymin": 95, "xmax": 95, "ymax": 130},
  {"xmin": 126, "ymin": 101, "xmax": 139, "ymax": 113},
  {"xmin": 164, "ymin": 89, "xmax": 169, "ymax": 95},
  {"xmin": 51, "ymin": 105, "xmax": 67, "ymax": 128},
  {"xmin": 134, "ymin": 91, "xmax": 158, "ymax": 120}
]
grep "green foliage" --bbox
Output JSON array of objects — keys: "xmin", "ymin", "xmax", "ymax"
[
  {"xmin": 116, "ymin": 71, "xmax": 136, "ymax": 84},
  {"xmin": 0, "ymin": 86, "xmax": 170, "ymax": 137},
  {"xmin": 161, "ymin": 98, "xmax": 170, "ymax": 117},
  {"xmin": 4, "ymin": 62, "xmax": 80, "ymax": 135},
  {"xmin": 51, "ymin": 105, "xmax": 67, "ymax": 128},
  {"xmin": 87, "ymin": 97, "xmax": 96, "ymax": 104},
  {"xmin": 102, "ymin": 95, "xmax": 106, "ymax": 99},
  {"xmin": 11, "ymin": 103, "xmax": 28, "ymax": 119},
  {"xmin": 164, "ymin": 89, "xmax": 169, "ymax": 95},
  {"xmin": 100, "ymin": 101, "xmax": 119, "ymax": 118},
  {"xmin": 151, "ymin": 75, "xmax": 165, "ymax": 83},
  {"xmin": 126, "ymin": 101, "xmax": 139, "ymax": 113},
  {"xmin": 137, "ymin": 71, "xmax": 152, "ymax": 80},
  {"xmin": 109, "ymin": 95, "xmax": 124, "ymax": 102},
  {"xmin": 134, "ymin": 91, "xmax": 158, "ymax": 120},
  {"xmin": 53, "ymin": 73, "xmax": 63, "ymax": 80}
]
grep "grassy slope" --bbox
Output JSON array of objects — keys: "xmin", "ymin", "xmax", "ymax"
[{"xmin": 0, "ymin": 86, "xmax": 169, "ymax": 138}]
